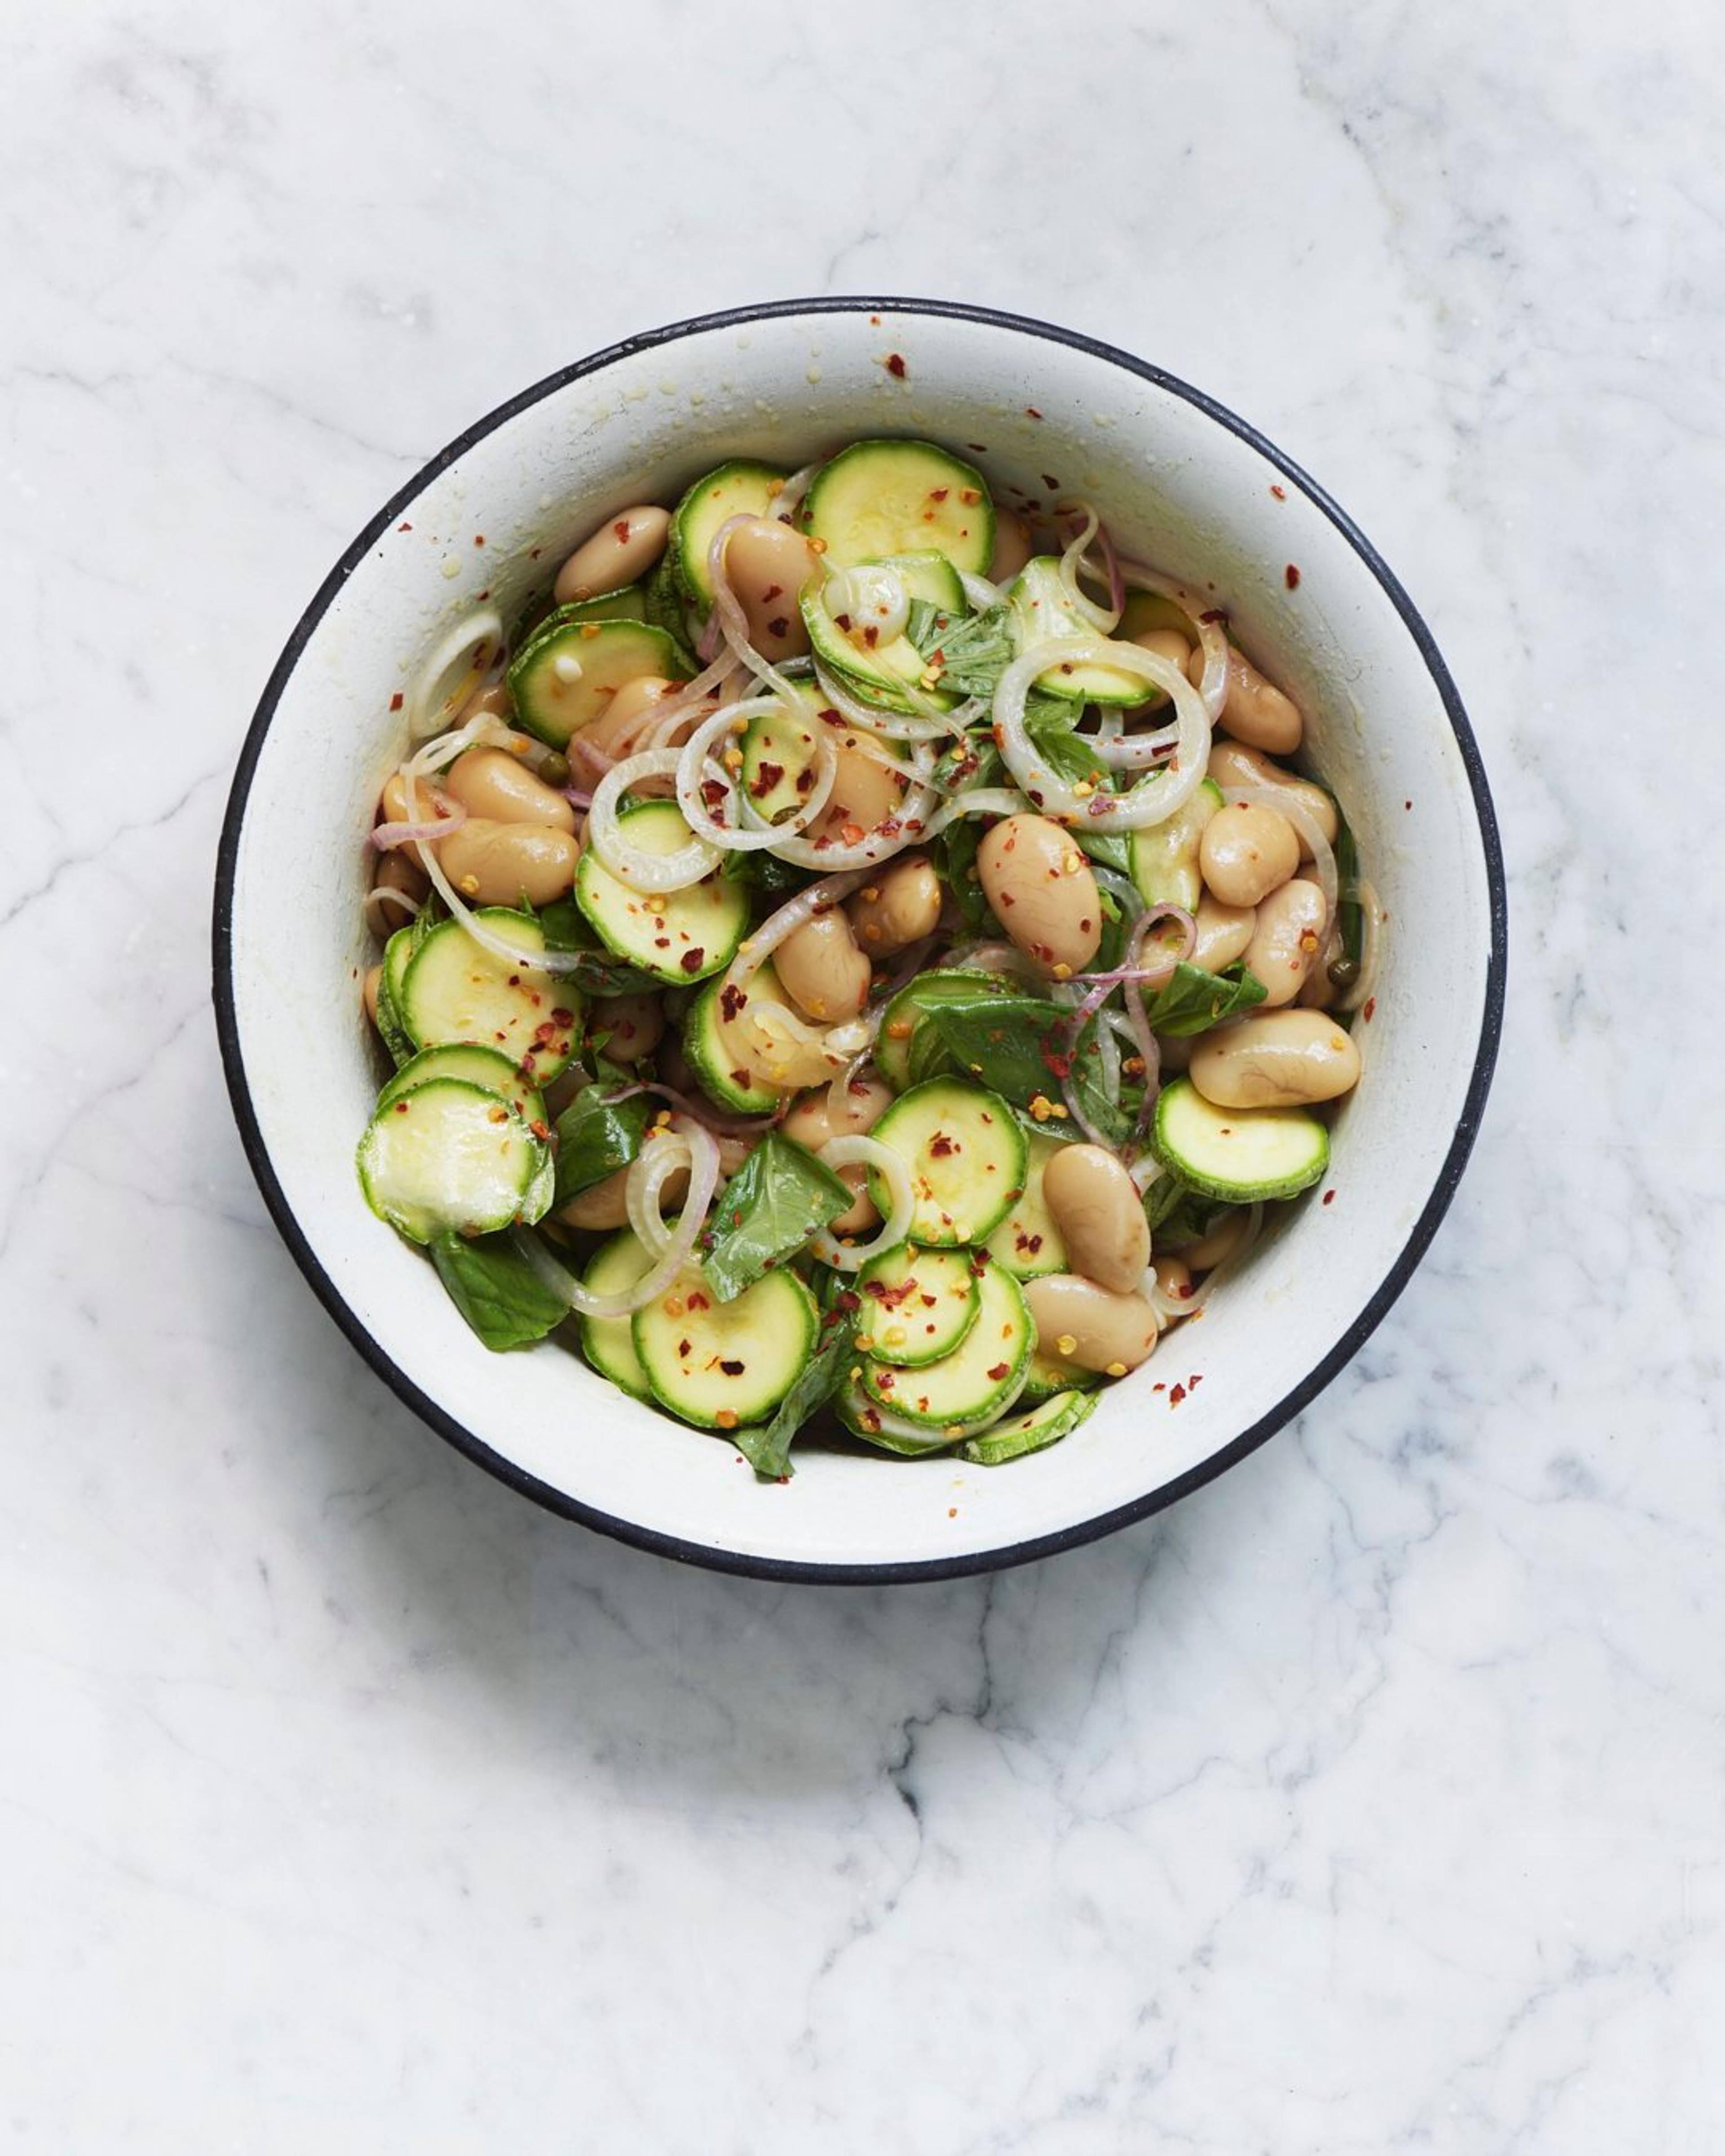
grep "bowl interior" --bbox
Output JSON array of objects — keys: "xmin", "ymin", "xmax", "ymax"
[{"xmin": 220, "ymin": 303, "xmax": 1500, "ymax": 1577}]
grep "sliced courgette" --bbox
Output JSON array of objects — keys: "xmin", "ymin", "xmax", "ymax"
[
  {"xmin": 983, "ymin": 1132, "xmax": 1070, "ymax": 1279},
  {"xmin": 673, "ymin": 460, "xmax": 788, "ymax": 608},
  {"xmin": 868, "ymin": 1079, "xmax": 1026, "ymax": 1247},
  {"xmin": 377, "ymin": 1043, "xmax": 545, "ymax": 1128},
  {"xmin": 860, "ymin": 1255, "xmax": 1031, "ymax": 1430},
  {"xmin": 540, "ymin": 586, "xmax": 648, "ymax": 630},
  {"xmin": 805, "ymin": 439, "xmax": 994, "ymax": 574},
  {"xmin": 578, "ymin": 1228, "xmax": 656, "ymax": 1401},
  {"xmin": 509, "ymin": 619, "xmax": 690, "ymax": 747},
  {"xmin": 960, "ymin": 1387, "xmax": 1097, "ymax": 1466},
  {"xmin": 632, "ymin": 1265, "xmax": 817, "ymax": 1430},
  {"xmin": 875, "ymin": 970, "xmax": 1008, "ymax": 1093},
  {"xmin": 1130, "ymin": 778, "xmax": 1223, "ymax": 913},
  {"xmin": 800, "ymin": 580, "xmax": 954, "ymax": 716},
  {"xmin": 1150, "ymin": 1075, "xmax": 1328, "ymax": 1202},
  {"xmin": 739, "ymin": 689, "xmax": 827, "ymax": 827},
  {"xmin": 835, "ymin": 1375, "xmax": 1007, "ymax": 1455},
  {"xmin": 854, "ymin": 1244, "xmax": 980, "ymax": 1367},
  {"xmin": 375, "ymin": 915, "xmax": 425, "ymax": 1066},
  {"xmin": 399, "ymin": 911, "xmax": 581, "ymax": 1086},
  {"xmin": 1008, "ymin": 558, "xmax": 1144, "ymax": 705},
  {"xmin": 1018, "ymin": 1345, "xmax": 1100, "ymax": 1404},
  {"xmin": 575, "ymin": 802, "xmax": 749, "ymax": 985},
  {"xmin": 357, "ymin": 1078, "xmax": 547, "ymax": 1244},
  {"xmin": 682, "ymin": 968, "xmax": 793, "ymax": 1113},
  {"xmin": 873, "ymin": 549, "xmax": 965, "ymax": 610}
]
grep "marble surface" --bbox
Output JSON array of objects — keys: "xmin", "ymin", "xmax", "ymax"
[{"xmin": 3, "ymin": 1, "xmax": 1721, "ymax": 2147}]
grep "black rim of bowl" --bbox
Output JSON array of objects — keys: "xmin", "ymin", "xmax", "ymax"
[{"xmin": 212, "ymin": 296, "xmax": 1508, "ymax": 1586}]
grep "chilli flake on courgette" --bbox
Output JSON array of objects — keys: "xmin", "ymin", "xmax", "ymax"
[
  {"xmin": 868, "ymin": 1078, "xmax": 1026, "ymax": 1248},
  {"xmin": 805, "ymin": 439, "xmax": 994, "ymax": 574},
  {"xmin": 859, "ymin": 1254, "xmax": 1032, "ymax": 1431},
  {"xmin": 854, "ymin": 1244, "xmax": 981, "ymax": 1367},
  {"xmin": 509, "ymin": 618, "xmax": 690, "ymax": 748},
  {"xmin": 574, "ymin": 802, "xmax": 749, "ymax": 984},
  {"xmin": 398, "ymin": 911, "xmax": 582, "ymax": 1086},
  {"xmin": 632, "ymin": 1265, "xmax": 818, "ymax": 1430}
]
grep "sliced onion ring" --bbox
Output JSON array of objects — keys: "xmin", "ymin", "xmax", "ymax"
[
  {"xmin": 509, "ymin": 1122, "xmax": 721, "ymax": 1320},
  {"xmin": 405, "ymin": 609, "xmax": 503, "ymax": 740},
  {"xmin": 809, "ymin": 1136, "xmax": 913, "ymax": 1272},
  {"xmin": 587, "ymin": 748, "xmax": 720, "ymax": 892},
  {"xmin": 994, "ymin": 636, "xmax": 1212, "ymax": 833}
]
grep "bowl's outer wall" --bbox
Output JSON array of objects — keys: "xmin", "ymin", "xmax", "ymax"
[{"xmin": 217, "ymin": 300, "xmax": 1505, "ymax": 1581}]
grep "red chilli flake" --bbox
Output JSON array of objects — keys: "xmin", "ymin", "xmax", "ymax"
[
  {"xmin": 1025, "ymin": 406, "xmax": 1043, "ymax": 419},
  {"xmin": 389, "ymin": 693, "xmax": 403, "ymax": 712},
  {"xmin": 1362, "ymin": 997, "xmax": 1377, "ymax": 1022},
  {"xmin": 1041, "ymin": 473, "xmax": 1059, "ymax": 491},
  {"xmin": 680, "ymin": 948, "xmax": 706, "ymax": 975},
  {"xmin": 768, "ymin": 616, "xmax": 789, "ymax": 639},
  {"xmin": 720, "ymin": 1360, "xmax": 745, "ymax": 1377},
  {"xmin": 1270, "ymin": 484, "xmax": 1287, "ymax": 501},
  {"xmin": 1285, "ymin": 564, "xmax": 1301, "ymax": 589},
  {"xmin": 1322, "ymin": 1188, "xmax": 1336, "ymax": 1206},
  {"xmin": 749, "ymin": 761, "xmax": 784, "ymax": 800},
  {"xmin": 1169, "ymin": 1383, "xmax": 1188, "ymax": 1406},
  {"xmin": 987, "ymin": 1363, "xmax": 1010, "ymax": 1383},
  {"xmin": 929, "ymin": 1133, "xmax": 955, "ymax": 1158},
  {"xmin": 885, "ymin": 353, "xmax": 907, "ymax": 378},
  {"xmin": 397, "ymin": 521, "xmax": 412, "ymax": 533}
]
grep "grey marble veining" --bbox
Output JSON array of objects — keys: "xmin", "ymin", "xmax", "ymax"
[{"xmin": 3, "ymin": 2, "xmax": 1722, "ymax": 2148}]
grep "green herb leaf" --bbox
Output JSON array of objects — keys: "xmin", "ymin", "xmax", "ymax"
[
  {"xmin": 1141, "ymin": 1170, "xmax": 1197, "ymax": 1233},
  {"xmin": 933, "ymin": 817, "xmax": 991, "ymax": 933},
  {"xmin": 552, "ymin": 1087, "xmax": 651, "ymax": 1210},
  {"xmin": 641, "ymin": 545, "xmax": 699, "ymax": 667},
  {"xmin": 430, "ymin": 1230, "xmax": 569, "ymax": 1351},
  {"xmin": 1141, "ymin": 961, "xmax": 1268, "ymax": 1038},
  {"xmin": 731, "ymin": 1300, "xmax": 856, "ymax": 1481},
  {"xmin": 1150, "ymin": 1190, "xmax": 1231, "ymax": 1250},
  {"xmin": 539, "ymin": 899, "xmax": 659, "ymax": 998},
  {"xmin": 927, "ymin": 998, "xmax": 1129, "ymax": 1148},
  {"xmin": 700, "ymin": 1134, "xmax": 851, "ymax": 1303},
  {"xmin": 908, "ymin": 599, "xmax": 1019, "ymax": 697}
]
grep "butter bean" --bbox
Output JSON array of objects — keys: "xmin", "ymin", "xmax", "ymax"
[
  {"xmin": 1206, "ymin": 741, "xmax": 1337, "ymax": 858},
  {"xmin": 1219, "ymin": 646, "xmax": 1304, "ymax": 755},
  {"xmin": 1191, "ymin": 894, "xmax": 1256, "ymax": 974},
  {"xmin": 370, "ymin": 845, "xmax": 429, "ymax": 907},
  {"xmin": 1198, "ymin": 800, "xmax": 1300, "ymax": 907},
  {"xmin": 1188, "ymin": 1008, "xmax": 1362, "ymax": 1109},
  {"xmin": 724, "ymin": 517, "xmax": 822, "ymax": 662},
  {"xmin": 456, "ymin": 680, "xmax": 513, "ymax": 726},
  {"xmin": 988, "ymin": 510, "xmax": 1033, "ymax": 583},
  {"xmin": 362, "ymin": 964, "xmax": 384, "ymax": 1026},
  {"xmin": 443, "ymin": 747, "xmax": 576, "ymax": 833},
  {"xmin": 1152, "ymin": 1254, "xmax": 1195, "ymax": 1309},
  {"xmin": 977, "ymin": 813, "xmax": 1103, "ymax": 976},
  {"xmin": 1177, "ymin": 1207, "xmax": 1254, "ymax": 1273},
  {"xmin": 847, "ymin": 853, "xmax": 940, "ymax": 958},
  {"xmin": 1244, "ymin": 879, "xmax": 1327, "ymax": 1007},
  {"xmin": 813, "ymin": 739, "xmax": 903, "ymax": 846},
  {"xmin": 1025, "ymin": 1274, "xmax": 1159, "ymax": 1376},
  {"xmin": 1041, "ymin": 1144, "xmax": 1150, "ymax": 1295},
  {"xmin": 554, "ymin": 505, "xmax": 671, "ymax": 604},
  {"xmin": 434, "ymin": 818, "xmax": 579, "ymax": 907},
  {"xmin": 581, "ymin": 675, "xmax": 681, "ymax": 760},
  {"xmin": 1298, "ymin": 925, "xmax": 1347, "ymax": 1010},
  {"xmin": 783, "ymin": 1076, "xmax": 892, "ymax": 1233},
  {"xmin": 775, "ymin": 910, "xmax": 871, "ymax": 1024},
  {"xmin": 590, "ymin": 992, "xmax": 663, "ymax": 1064}
]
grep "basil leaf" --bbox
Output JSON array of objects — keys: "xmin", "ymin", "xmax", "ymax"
[
  {"xmin": 928, "ymin": 998, "xmax": 1129, "ymax": 1148},
  {"xmin": 1142, "ymin": 1171, "xmax": 1197, "ymax": 1233},
  {"xmin": 732, "ymin": 1300, "xmax": 856, "ymax": 1481},
  {"xmin": 933, "ymin": 817, "xmax": 991, "ymax": 934},
  {"xmin": 1077, "ymin": 829, "xmax": 1132, "ymax": 878},
  {"xmin": 540, "ymin": 899, "xmax": 659, "ymax": 998},
  {"xmin": 552, "ymin": 1087, "xmax": 651, "ymax": 1209},
  {"xmin": 1023, "ymin": 699, "xmax": 1110, "ymax": 795},
  {"xmin": 430, "ymin": 1231, "xmax": 569, "ymax": 1351},
  {"xmin": 1151, "ymin": 1191, "xmax": 1231, "ymax": 1250},
  {"xmin": 642, "ymin": 545, "xmax": 698, "ymax": 667},
  {"xmin": 1141, "ymin": 961, "xmax": 1268, "ymax": 1038},
  {"xmin": 908, "ymin": 599, "xmax": 1018, "ymax": 697},
  {"xmin": 700, "ymin": 1134, "xmax": 851, "ymax": 1303}
]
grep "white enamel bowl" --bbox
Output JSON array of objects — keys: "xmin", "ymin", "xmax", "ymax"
[{"xmin": 215, "ymin": 300, "xmax": 1505, "ymax": 1582}]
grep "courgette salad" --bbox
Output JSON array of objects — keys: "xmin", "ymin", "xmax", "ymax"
[{"xmin": 355, "ymin": 441, "xmax": 1381, "ymax": 1479}]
